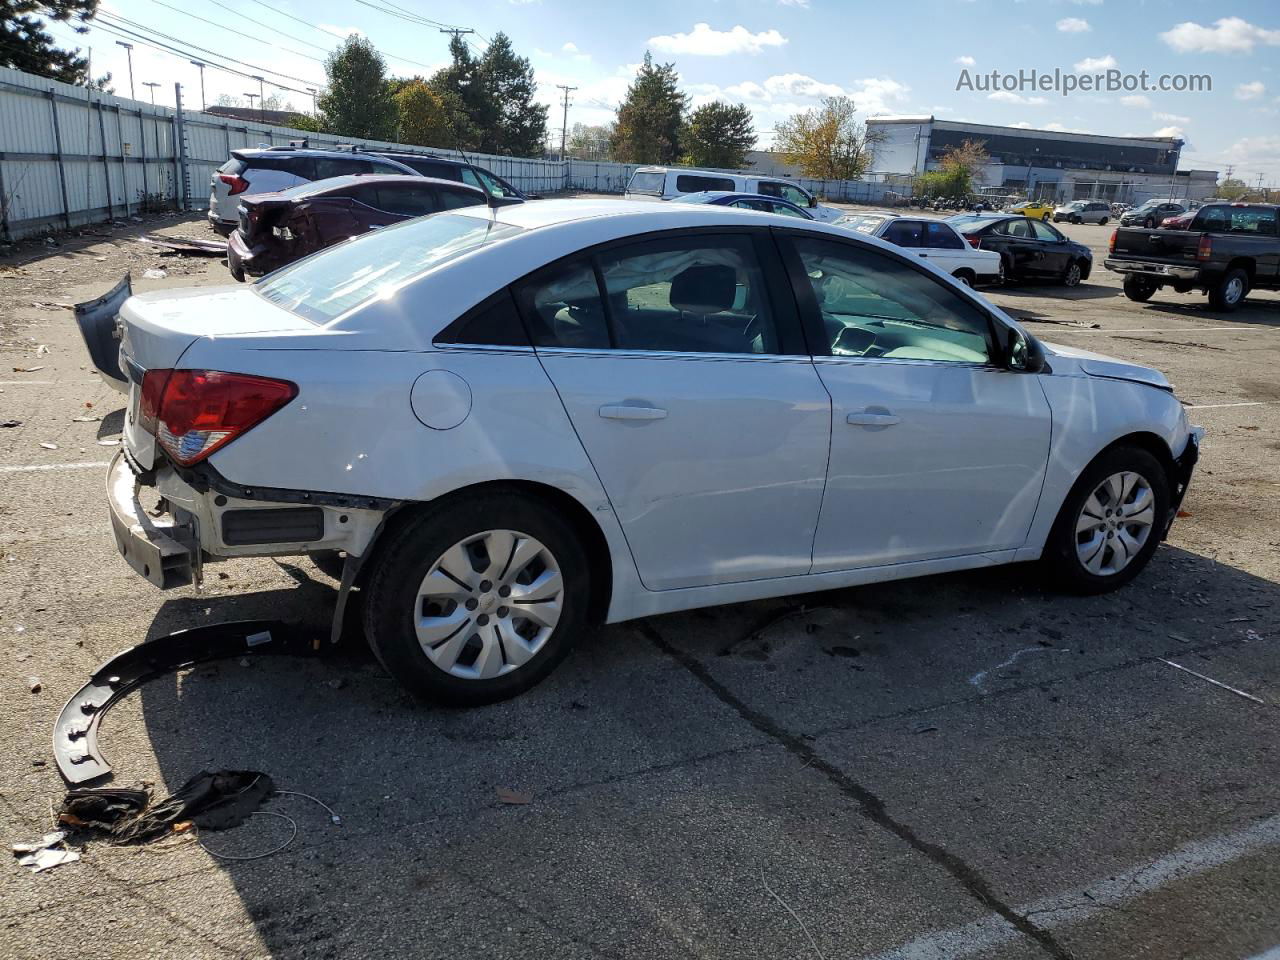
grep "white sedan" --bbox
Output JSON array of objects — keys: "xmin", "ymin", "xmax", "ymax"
[
  {"xmin": 836, "ymin": 212, "xmax": 1003, "ymax": 287},
  {"xmin": 80, "ymin": 199, "xmax": 1201, "ymax": 704}
]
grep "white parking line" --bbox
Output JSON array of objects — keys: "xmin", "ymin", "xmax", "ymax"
[
  {"xmin": 0, "ymin": 379, "xmax": 103, "ymax": 386},
  {"xmin": 1048, "ymin": 327, "xmax": 1273, "ymax": 335},
  {"xmin": 1245, "ymin": 947, "xmax": 1280, "ymax": 960},
  {"xmin": 1183, "ymin": 401, "xmax": 1273, "ymax": 410},
  {"xmin": 857, "ymin": 813, "xmax": 1280, "ymax": 960},
  {"xmin": 0, "ymin": 461, "xmax": 111, "ymax": 474}
]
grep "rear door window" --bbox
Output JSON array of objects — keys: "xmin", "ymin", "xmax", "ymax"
[
  {"xmin": 883, "ymin": 220, "xmax": 925, "ymax": 248},
  {"xmin": 516, "ymin": 260, "xmax": 610, "ymax": 349},
  {"xmin": 374, "ymin": 183, "xmax": 440, "ymax": 216},
  {"xmin": 675, "ymin": 174, "xmax": 736, "ymax": 193},
  {"xmin": 438, "ymin": 187, "xmax": 485, "ymax": 211},
  {"xmin": 313, "ymin": 156, "xmax": 376, "ymax": 180},
  {"xmin": 925, "ymin": 222, "xmax": 965, "ymax": 249}
]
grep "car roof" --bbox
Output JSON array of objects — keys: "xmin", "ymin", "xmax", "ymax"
[
  {"xmin": 234, "ymin": 148, "xmax": 399, "ymax": 160},
  {"xmin": 673, "ymin": 191, "xmax": 798, "ymax": 204},
  {"xmin": 249, "ymin": 175, "xmax": 481, "ymax": 202},
  {"xmin": 375, "ymin": 152, "xmax": 469, "ymax": 167}
]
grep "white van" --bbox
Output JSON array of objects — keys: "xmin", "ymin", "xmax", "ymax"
[{"xmin": 624, "ymin": 166, "xmax": 845, "ymax": 223}]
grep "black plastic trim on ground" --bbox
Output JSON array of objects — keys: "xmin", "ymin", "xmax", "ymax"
[{"xmin": 637, "ymin": 619, "xmax": 1076, "ymax": 960}]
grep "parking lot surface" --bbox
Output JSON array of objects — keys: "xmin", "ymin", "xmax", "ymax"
[{"xmin": 1, "ymin": 207, "xmax": 1278, "ymax": 960}]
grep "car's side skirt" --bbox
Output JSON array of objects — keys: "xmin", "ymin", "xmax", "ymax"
[{"xmin": 605, "ymin": 550, "xmax": 1018, "ymax": 623}]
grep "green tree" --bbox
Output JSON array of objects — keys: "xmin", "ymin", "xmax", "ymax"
[
  {"xmin": 1217, "ymin": 177, "xmax": 1249, "ymax": 200},
  {"xmin": 683, "ymin": 101, "xmax": 755, "ymax": 169},
  {"xmin": 395, "ymin": 79, "xmax": 451, "ymax": 147},
  {"xmin": 287, "ymin": 113, "xmax": 326, "ymax": 133},
  {"xmin": 773, "ymin": 96, "xmax": 883, "ymax": 180},
  {"xmin": 429, "ymin": 33, "xmax": 547, "ymax": 155},
  {"xmin": 567, "ymin": 122, "xmax": 614, "ymax": 160},
  {"xmin": 428, "ymin": 36, "xmax": 485, "ymax": 150},
  {"xmin": 610, "ymin": 52, "xmax": 688, "ymax": 164},
  {"xmin": 317, "ymin": 36, "xmax": 396, "ymax": 141},
  {"xmin": 1, "ymin": 0, "xmax": 99, "ymax": 85}
]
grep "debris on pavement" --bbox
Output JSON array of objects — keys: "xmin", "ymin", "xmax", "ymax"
[
  {"xmin": 12, "ymin": 365, "xmax": 45, "ymax": 373},
  {"xmin": 496, "ymin": 788, "xmax": 533, "ymax": 805},
  {"xmin": 70, "ymin": 415, "xmax": 100, "ymax": 422},
  {"xmin": 1, "ymin": 419, "xmax": 20, "ymax": 428},
  {"xmin": 13, "ymin": 832, "xmax": 79, "ymax": 873},
  {"xmin": 27, "ymin": 677, "xmax": 40, "ymax": 693},
  {"xmin": 52, "ymin": 620, "xmax": 321, "ymax": 784},
  {"xmin": 38, "ymin": 441, "xmax": 57, "ymax": 450},
  {"xmin": 1159, "ymin": 658, "xmax": 1264, "ymax": 705},
  {"xmin": 135, "ymin": 234, "xmax": 227, "ymax": 256},
  {"xmin": 141, "ymin": 268, "xmax": 167, "ymax": 279}
]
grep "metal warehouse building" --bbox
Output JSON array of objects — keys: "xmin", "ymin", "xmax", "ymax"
[{"xmin": 867, "ymin": 116, "xmax": 1218, "ymax": 204}]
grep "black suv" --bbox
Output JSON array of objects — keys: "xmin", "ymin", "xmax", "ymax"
[{"xmin": 373, "ymin": 153, "xmax": 532, "ymax": 205}]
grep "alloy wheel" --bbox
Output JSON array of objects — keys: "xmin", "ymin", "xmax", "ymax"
[
  {"xmin": 1224, "ymin": 276, "xmax": 1244, "ymax": 305},
  {"xmin": 1075, "ymin": 471, "xmax": 1155, "ymax": 576},
  {"xmin": 1064, "ymin": 262, "xmax": 1082, "ymax": 286},
  {"xmin": 414, "ymin": 529, "xmax": 563, "ymax": 680}
]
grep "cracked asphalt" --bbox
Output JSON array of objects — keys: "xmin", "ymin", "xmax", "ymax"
[{"xmin": 1, "ymin": 207, "xmax": 1278, "ymax": 960}]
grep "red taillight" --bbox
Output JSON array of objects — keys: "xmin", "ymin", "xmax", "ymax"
[
  {"xmin": 966, "ymin": 234, "xmax": 981, "ymax": 248},
  {"xmin": 219, "ymin": 173, "xmax": 249, "ymax": 195},
  {"xmin": 1196, "ymin": 234, "xmax": 1212, "ymax": 261},
  {"xmin": 140, "ymin": 369, "xmax": 296, "ymax": 466},
  {"xmin": 1108, "ymin": 229, "xmax": 1117, "ymax": 253}
]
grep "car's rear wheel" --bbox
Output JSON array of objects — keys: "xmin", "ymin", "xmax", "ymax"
[
  {"xmin": 362, "ymin": 493, "xmax": 591, "ymax": 705},
  {"xmin": 952, "ymin": 268, "xmax": 975, "ymax": 287},
  {"xmin": 1143, "ymin": 216, "xmax": 1155, "ymax": 228},
  {"xmin": 1099, "ymin": 217, "xmax": 1109, "ymax": 226},
  {"xmin": 1044, "ymin": 446, "xmax": 1169, "ymax": 594},
  {"xmin": 1208, "ymin": 268, "xmax": 1249, "ymax": 311},
  {"xmin": 1062, "ymin": 260, "xmax": 1084, "ymax": 287},
  {"xmin": 1123, "ymin": 275, "xmax": 1158, "ymax": 302}
]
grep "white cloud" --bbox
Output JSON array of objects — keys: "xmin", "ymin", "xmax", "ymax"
[
  {"xmin": 648, "ymin": 23, "xmax": 787, "ymax": 56},
  {"xmin": 1057, "ymin": 18, "xmax": 1091, "ymax": 33},
  {"xmin": 1009, "ymin": 121, "xmax": 1035, "ymax": 129},
  {"xmin": 1074, "ymin": 54, "xmax": 1117, "ymax": 71},
  {"xmin": 726, "ymin": 80, "xmax": 770, "ymax": 100},
  {"xmin": 1120, "ymin": 94, "xmax": 1151, "ymax": 108},
  {"xmin": 988, "ymin": 91, "xmax": 1048, "ymax": 105},
  {"xmin": 778, "ymin": 0, "xmax": 810, "ymax": 7},
  {"xmin": 763, "ymin": 73, "xmax": 845, "ymax": 98},
  {"xmin": 1151, "ymin": 125, "xmax": 1185, "ymax": 138},
  {"xmin": 955, "ymin": 55, "xmax": 975, "ymax": 66},
  {"xmin": 1160, "ymin": 17, "xmax": 1280, "ymax": 54},
  {"xmin": 562, "ymin": 42, "xmax": 579, "ymax": 54},
  {"xmin": 1153, "ymin": 110, "xmax": 1190, "ymax": 123},
  {"xmin": 1235, "ymin": 81, "xmax": 1266, "ymax": 100}
]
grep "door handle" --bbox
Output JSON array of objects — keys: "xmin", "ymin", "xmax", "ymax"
[
  {"xmin": 599, "ymin": 404, "xmax": 667, "ymax": 421},
  {"xmin": 918, "ymin": 252, "xmax": 928, "ymax": 257},
  {"xmin": 847, "ymin": 411, "xmax": 901, "ymax": 427}
]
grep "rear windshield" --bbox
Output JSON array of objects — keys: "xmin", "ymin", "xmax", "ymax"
[
  {"xmin": 219, "ymin": 158, "xmax": 246, "ymax": 176},
  {"xmin": 255, "ymin": 213, "xmax": 523, "ymax": 324},
  {"xmin": 836, "ymin": 214, "xmax": 891, "ymax": 234},
  {"xmin": 627, "ymin": 171, "xmax": 666, "ymax": 195}
]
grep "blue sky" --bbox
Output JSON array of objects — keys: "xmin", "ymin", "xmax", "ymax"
[{"xmin": 49, "ymin": 0, "xmax": 1280, "ymax": 180}]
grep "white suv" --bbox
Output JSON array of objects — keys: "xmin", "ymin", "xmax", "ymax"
[
  {"xmin": 624, "ymin": 166, "xmax": 845, "ymax": 222},
  {"xmin": 208, "ymin": 147, "xmax": 418, "ymax": 234}
]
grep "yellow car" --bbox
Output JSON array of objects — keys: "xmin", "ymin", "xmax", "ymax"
[{"xmin": 1008, "ymin": 200, "xmax": 1055, "ymax": 220}]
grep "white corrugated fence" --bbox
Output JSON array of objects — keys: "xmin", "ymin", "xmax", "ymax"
[{"xmin": 1, "ymin": 65, "xmax": 888, "ymax": 241}]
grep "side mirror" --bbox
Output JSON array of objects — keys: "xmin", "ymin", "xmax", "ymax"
[
  {"xmin": 808, "ymin": 196, "xmax": 818, "ymax": 208},
  {"xmin": 1004, "ymin": 326, "xmax": 1046, "ymax": 373}
]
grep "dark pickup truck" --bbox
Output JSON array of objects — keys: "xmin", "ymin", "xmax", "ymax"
[{"xmin": 1104, "ymin": 202, "xmax": 1279, "ymax": 310}]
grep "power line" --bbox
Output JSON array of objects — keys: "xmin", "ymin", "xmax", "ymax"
[
  {"xmin": 202, "ymin": 0, "xmax": 331, "ymax": 53},
  {"xmin": 95, "ymin": 12, "xmax": 324, "ymax": 87},
  {"xmin": 234, "ymin": 0, "xmax": 450, "ymax": 72},
  {"xmin": 145, "ymin": 0, "xmax": 326, "ymax": 63}
]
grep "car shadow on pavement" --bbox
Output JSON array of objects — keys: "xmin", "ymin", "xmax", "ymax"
[
  {"xmin": 993, "ymin": 282, "xmax": 1120, "ymax": 302},
  {"xmin": 1131, "ymin": 298, "xmax": 1280, "ymax": 327},
  {"xmin": 128, "ymin": 543, "xmax": 1279, "ymax": 958}
]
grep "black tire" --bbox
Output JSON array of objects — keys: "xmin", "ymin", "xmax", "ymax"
[
  {"xmin": 1123, "ymin": 275, "xmax": 1158, "ymax": 302},
  {"xmin": 1061, "ymin": 259, "xmax": 1084, "ymax": 287},
  {"xmin": 952, "ymin": 268, "xmax": 976, "ymax": 287},
  {"xmin": 1043, "ymin": 445, "xmax": 1170, "ymax": 595},
  {"xmin": 1207, "ymin": 267, "xmax": 1249, "ymax": 311},
  {"xmin": 230, "ymin": 265, "xmax": 246, "ymax": 283},
  {"xmin": 1071, "ymin": 215, "xmax": 1082, "ymax": 225},
  {"xmin": 1099, "ymin": 217, "xmax": 1108, "ymax": 226},
  {"xmin": 1143, "ymin": 216, "xmax": 1155, "ymax": 228},
  {"xmin": 362, "ymin": 492, "xmax": 592, "ymax": 705}
]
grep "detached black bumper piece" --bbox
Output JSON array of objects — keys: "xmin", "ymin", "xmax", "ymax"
[
  {"xmin": 1164, "ymin": 430, "xmax": 1201, "ymax": 537},
  {"xmin": 53, "ymin": 620, "xmax": 318, "ymax": 784}
]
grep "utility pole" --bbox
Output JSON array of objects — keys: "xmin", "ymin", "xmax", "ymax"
[
  {"xmin": 115, "ymin": 41, "xmax": 135, "ymax": 100},
  {"xmin": 556, "ymin": 84, "xmax": 577, "ymax": 161},
  {"xmin": 306, "ymin": 87, "xmax": 317, "ymax": 115},
  {"xmin": 142, "ymin": 81, "xmax": 160, "ymax": 105},
  {"xmin": 438, "ymin": 27, "xmax": 475, "ymax": 45},
  {"xmin": 251, "ymin": 75, "xmax": 266, "ymax": 122},
  {"xmin": 244, "ymin": 92, "xmax": 259, "ymax": 118},
  {"xmin": 189, "ymin": 61, "xmax": 206, "ymax": 111}
]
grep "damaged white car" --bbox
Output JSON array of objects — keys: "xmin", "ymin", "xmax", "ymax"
[{"xmin": 77, "ymin": 200, "xmax": 1202, "ymax": 704}]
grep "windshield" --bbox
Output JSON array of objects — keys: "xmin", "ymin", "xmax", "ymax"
[
  {"xmin": 256, "ymin": 213, "xmax": 523, "ymax": 324},
  {"xmin": 627, "ymin": 171, "xmax": 666, "ymax": 195},
  {"xmin": 836, "ymin": 214, "xmax": 892, "ymax": 234}
]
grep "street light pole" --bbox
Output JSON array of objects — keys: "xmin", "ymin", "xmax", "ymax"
[
  {"xmin": 142, "ymin": 81, "xmax": 160, "ymax": 105},
  {"xmin": 115, "ymin": 41, "xmax": 135, "ymax": 100},
  {"xmin": 189, "ymin": 61, "xmax": 206, "ymax": 111}
]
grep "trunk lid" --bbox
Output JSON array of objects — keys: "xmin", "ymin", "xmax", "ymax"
[{"xmin": 1112, "ymin": 227, "xmax": 1202, "ymax": 261}]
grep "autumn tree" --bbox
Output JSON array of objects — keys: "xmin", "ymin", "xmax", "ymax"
[
  {"xmin": 318, "ymin": 36, "xmax": 397, "ymax": 141},
  {"xmin": 566, "ymin": 122, "xmax": 615, "ymax": 160},
  {"xmin": 939, "ymin": 138, "xmax": 989, "ymax": 188},
  {"xmin": 683, "ymin": 101, "xmax": 755, "ymax": 169},
  {"xmin": 773, "ymin": 96, "xmax": 883, "ymax": 180},
  {"xmin": 1217, "ymin": 177, "xmax": 1250, "ymax": 200},
  {"xmin": 1, "ymin": 0, "xmax": 99, "ymax": 84},
  {"xmin": 611, "ymin": 52, "xmax": 688, "ymax": 164},
  {"xmin": 394, "ymin": 79, "xmax": 451, "ymax": 147}
]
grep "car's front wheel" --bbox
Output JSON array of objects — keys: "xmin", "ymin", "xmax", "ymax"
[
  {"xmin": 363, "ymin": 493, "xmax": 591, "ymax": 705},
  {"xmin": 1099, "ymin": 217, "xmax": 1109, "ymax": 226},
  {"xmin": 1044, "ymin": 446, "xmax": 1169, "ymax": 594},
  {"xmin": 1062, "ymin": 260, "xmax": 1084, "ymax": 287},
  {"xmin": 952, "ymin": 268, "xmax": 975, "ymax": 287}
]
